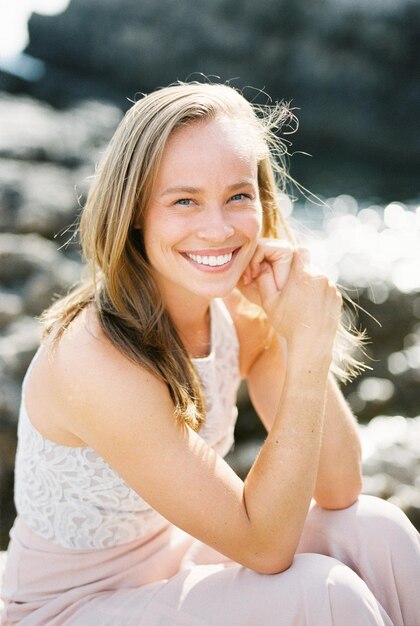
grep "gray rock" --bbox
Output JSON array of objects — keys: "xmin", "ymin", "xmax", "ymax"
[
  {"xmin": 0, "ymin": 291, "xmax": 24, "ymax": 329},
  {"xmin": 0, "ymin": 233, "xmax": 81, "ymax": 314},
  {"xmin": 226, "ymin": 440, "xmax": 263, "ymax": 479},
  {"xmin": 0, "ymin": 94, "xmax": 121, "ymax": 166},
  {"xmin": 0, "ymin": 375, "xmax": 21, "ymax": 427},
  {"xmin": 362, "ymin": 473, "xmax": 399, "ymax": 500},
  {"xmin": 0, "ymin": 158, "xmax": 81, "ymax": 238},
  {"xmin": 361, "ymin": 445, "xmax": 419, "ymax": 484},
  {"xmin": 0, "ymin": 316, "xmax": 42, "ymax": 379},
  {"xmin": 23, "ymin": 0, "xmax": 420, "ymax": 162}
]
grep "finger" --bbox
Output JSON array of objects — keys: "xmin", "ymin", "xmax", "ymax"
[
  {"xmin": 259, "ymin": 239, "xmax": 294, "ymax": 263},
  {"xmin": 250, "ymin": 247, "xmax": 267, "ymax": 279},
  {"xmin": 255, "ymin": 261, "xmax": 278, "ymax": 303},
  {"xmin": 250, "ymin": 240, "xmax": 294, "ymax": 278}
]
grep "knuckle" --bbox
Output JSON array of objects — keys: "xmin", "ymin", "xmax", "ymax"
[{"xmin": 317, "ymin": 275, "xmax": 329, "ymax": 288}]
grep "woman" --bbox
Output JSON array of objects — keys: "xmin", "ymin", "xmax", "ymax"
[{"xmin": 1, "ymin": 82, "xmax": 419, "ymax": 625}]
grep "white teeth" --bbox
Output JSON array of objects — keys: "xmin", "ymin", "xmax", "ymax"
[{"xmin": 186, "ymin": 252, "xmax": 233, "ymax": 266}]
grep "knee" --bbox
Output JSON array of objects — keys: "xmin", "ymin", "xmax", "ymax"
[
  {"xmin": 308, "ymin": 494, "xmax": 417, "ymax": 546},
  {"xmin": 287, "ymin": 553, "xmax": 375, "ymax": 602},
  {"xmin": 345, "ymin": 494, "xmax": 415, "ymax": 536},
  {"xmin": 313, "ymin": 493, "xmax": 410, "ymax": 527},
  {"xmin": 357, "ymin": 493, "xmax": 413, "ymax": 522}
]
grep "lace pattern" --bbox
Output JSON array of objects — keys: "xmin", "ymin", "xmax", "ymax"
[{"xmin": 14, "ymin": 299, "xmax": 241, "ymax": 549}]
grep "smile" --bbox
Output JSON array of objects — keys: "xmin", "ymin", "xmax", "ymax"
[{"xmin": 186, "ymin": 252, "xmax": 233, "ymax": 267}]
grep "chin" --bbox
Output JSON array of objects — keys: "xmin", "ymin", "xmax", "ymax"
[{"xmin": 188, "ymin": 282, "xmax": 236, "ymax": 300}]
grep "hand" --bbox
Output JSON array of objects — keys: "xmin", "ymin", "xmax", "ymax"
[
  {"xmin": 238, "ymin": 238, "xmax": 294, "ymax": 307},
  {"xmin": 238, "ymin": 239, "xmax": 342, "ymax": 358}
]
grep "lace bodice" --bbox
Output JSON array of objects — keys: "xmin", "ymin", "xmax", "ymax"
[{"xmin": 14, "ymin": 298, "xmax": 241, "ymax": 549}]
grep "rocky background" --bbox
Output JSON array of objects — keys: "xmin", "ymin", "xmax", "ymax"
[{"xmin": 0, "ymin": 0, "xmax": 419, "ymax": 548}]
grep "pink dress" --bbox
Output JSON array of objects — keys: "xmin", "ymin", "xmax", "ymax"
[{"xmin": 1, "ymin": 299, "xmax": 420, "ymax": 625}]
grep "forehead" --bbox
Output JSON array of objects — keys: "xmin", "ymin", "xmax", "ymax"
[{"xmin": 160, "ymin": 116, "xmax": 261, "ymax": 170}]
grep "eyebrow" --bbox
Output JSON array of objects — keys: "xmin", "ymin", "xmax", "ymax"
[{"xmin": 161, "ymin": 179, "xmax": 256, "ymax": 196}]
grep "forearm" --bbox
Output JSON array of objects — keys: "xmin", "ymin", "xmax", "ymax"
[
  {"xmin": 243, "ymin": 349, "xmax": 331, "ymax": 571},
  {"xmin": 313, "ymin": 374, "xmax": 362, "ymax": 508}
]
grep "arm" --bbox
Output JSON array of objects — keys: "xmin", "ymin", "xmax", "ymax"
[
  {"xmin": 53, "ymin": 249, "xmax": 339, "ymax": 575},
  {"xmin": 314, "ymin": 375, "xmax": 362, "ymax": 508},
  {"xmin": 247, "ymin": 337, "xmax": 362, "ymax": 510},
  {"xmin": 240, "ymin": 240, "xmax": 362, "ymax": 509}
]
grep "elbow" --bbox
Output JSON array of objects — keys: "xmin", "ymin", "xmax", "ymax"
[
  {"xmin": 254, "ymin": 559, "xmax": 293, "ymax": 576},
  {"xmin": 245, "ymin": 547, "xmax": 296, "ymax": 575},
  {"xmin": 315, "ymin": 477, "xmax": 363, "ymax": 511}
]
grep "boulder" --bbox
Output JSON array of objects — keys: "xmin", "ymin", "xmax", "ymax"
[
  {"xmin": 21, "ymin": 0, "xmax": 420, "ymax": 163},
  {"xmin": 0, "ymin": 93, "xmax": 121, "ymax": 166},
  {"xmin": 0, "ymin": 159, "xmax": 83, "ymax": 239},
  {"xmin": 0, "ymin": 233, "xmax": 81, "ymax": 313},
  {"xmin": 0, "ymin": 292, "xmax": 23, "ymax": 330}
]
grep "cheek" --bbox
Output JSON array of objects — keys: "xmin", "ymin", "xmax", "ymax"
[
  {"xmin": 143, "ymin": 217, "xmax": 188, "ymax": 263},
  {"xmin": 241, "ymin": 209, "xmax": 263, "ymax": 238}
]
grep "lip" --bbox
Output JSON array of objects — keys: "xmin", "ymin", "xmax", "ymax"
[{"xmin": 180, "ymin": 246, "xmax": 240, "ymax": 256}]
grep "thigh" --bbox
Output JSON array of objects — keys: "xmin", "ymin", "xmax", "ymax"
[{"xmin": 66, "ymin": 554, "xmax": 392, "ymax": 626}]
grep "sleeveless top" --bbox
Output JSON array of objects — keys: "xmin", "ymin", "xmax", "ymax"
[{"xmin": 14, "ymin": 298, "xmax": 241, "ymax": 550}]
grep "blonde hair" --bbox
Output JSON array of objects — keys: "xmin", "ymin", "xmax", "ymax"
[{"xmin": 42, "ymin": 82, "xmax": 365, "ymax": 431}]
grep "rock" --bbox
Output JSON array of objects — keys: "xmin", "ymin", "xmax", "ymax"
[
  {"xmin": 369, "ymin": 446, "xmax": 418, "ymax": 484},
  {"xmin": 0, "ymin": 158, "xmax": 82, "ymax": 238},
  {"xmin": 0, "ymin": 292, "xmax": 23, "ymax": 329},
  {"xmin": 0, "ymin": 233, "xmax": 81, "ymax": 314},
  {"xmin": 19, "ymin": 0, "xmax": 420, "ymax": 164},
  {"xmin": 0, "ymin": 316, "xmax": 42, "ymax": 380},
  {"xmin": 0, "ymin": 376, "xmax": 22, "ymax": 427},
  {"xmin": 0, "ymin": 93, "xmax": 121, "ymax": 166},
  {"xmin": 225, "ymin": 440, "xmax": 263, "ymax": 479},
  {"xmin": 361, "ymin": 473, "xmax": 399, "ymax": 500}
]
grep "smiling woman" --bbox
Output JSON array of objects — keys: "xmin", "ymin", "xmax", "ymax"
[{"xmin": 1, "ymin": 82, "xmax": 419, "ymax": 626}]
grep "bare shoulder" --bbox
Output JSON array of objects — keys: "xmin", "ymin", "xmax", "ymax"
[
  {"xmin": 36, "ymin": 305, "xmax": 172, "ymax": 443},
  {"xmin": 52, "ymin": 305, "xmax": 151, "ymax": 384},
  {"xmin": 223, "ymin": 289, "xmax": 274, "ymax": 378}
]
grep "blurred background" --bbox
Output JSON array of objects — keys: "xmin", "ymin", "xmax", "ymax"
[{"xmin": 0, "ymin": 0, "xmax": 419, "ymax": 549}]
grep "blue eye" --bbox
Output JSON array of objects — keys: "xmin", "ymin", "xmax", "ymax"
[
  {"xmin": 176, "ymin": 198, "xmax": 193, "ymax": 206},
  {"xmin": 231, "ymin": 193, "xmax": 250, "ymax": 201}
]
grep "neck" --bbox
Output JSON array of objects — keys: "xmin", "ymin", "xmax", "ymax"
[{"xmin": 164, "ymin": 294, "xmax": 213, "ymax": 359}]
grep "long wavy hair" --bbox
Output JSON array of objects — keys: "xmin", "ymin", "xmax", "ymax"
[{"xmin": 41, "ymin": 82, "xmax": 365, "ymax": 431}]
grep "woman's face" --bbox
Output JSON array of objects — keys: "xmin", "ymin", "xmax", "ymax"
[{"xmin": 142, "ymin": 116, "xmax": 263, "ymax": 305}]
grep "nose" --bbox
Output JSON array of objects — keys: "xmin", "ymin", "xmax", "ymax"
[{"xmin": 195, "ymin": 205, "xmax": 235, "ymax": 242}]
